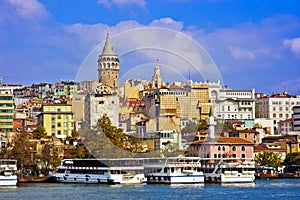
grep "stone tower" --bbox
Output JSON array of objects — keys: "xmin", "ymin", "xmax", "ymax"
[
  {"xmin": 97, "ymin": 29, "xmax": 119, "ymax": 89},
  {"xmin": 151, "ymin": 65, "xmax": 163, "ymax": 88}
]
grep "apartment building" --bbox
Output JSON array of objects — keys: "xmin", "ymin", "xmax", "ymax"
[
  {"xmin": 255, "ymin": 92, "xmax": 300, "ymax": 133},
  {"xmin": 38, "ymin": 104, "xmax": 74, "ymax": 140}
]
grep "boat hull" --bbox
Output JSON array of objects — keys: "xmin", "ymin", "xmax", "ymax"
[
  {"xmin": 110, "ymin": 174, "xmax": 146, "ymax": 184},
  {"xmin": 146, "ymin": 174, "xmax": 204, "ymax": 184},
  {"xmin": 0, "ymin": 175, "xmax": 18, "ymax": 186},
  {"xmin": 50, "ymin": 173, "xmax": 112, "ymax": 184}
]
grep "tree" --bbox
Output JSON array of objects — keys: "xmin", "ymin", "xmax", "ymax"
[
  {"xmin": 255, "ymin": 151, "xmax": 282, "ymax": 168},
  {"xmin": 33, "ymin": 126, "xmax": 47, "ymax": 138},
  {"xmin": 285, "ymin": 152, "xmax": 300, "ymax": 164},
  {"xmin": 9, "ymin": 131, "xmax": 36, "ymax": 169}
]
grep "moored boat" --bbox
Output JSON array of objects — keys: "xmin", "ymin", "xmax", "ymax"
[
  {"xmin": 0, "ymin": 159, "xmax": 18, "ymax": 186},
  {"xmin": 144, "ymin": 157, "xmax": 204, "ymax": 184},
  {"xmin": 201, "ymin": 158, "xmax": 255, "ymax": 184},
  {"xmin": 50, "ymin": 159, "xmax": 113, "ymax": 184}
]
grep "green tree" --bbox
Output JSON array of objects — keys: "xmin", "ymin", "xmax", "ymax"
[
  {"xmin": 255, "ymin": 151, "xmax": 282, "ymax": 168},
  {"xmin": 33, "ymin": 126, "xmax": 47, "ymax": 138},
  {"xmin": 285, "ymin": 152, "xmax": 300, "ymax": 164},
  {"xmin": 79, "ymin": 115, "xmax": 161, "ymax": 159}
]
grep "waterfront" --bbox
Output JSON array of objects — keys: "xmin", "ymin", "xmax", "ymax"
[{"xmin": 1, "ymin": 179, "xmax": 300, "ymax": 200}]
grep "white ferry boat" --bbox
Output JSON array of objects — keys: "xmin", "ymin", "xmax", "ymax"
[
  {"xmin": 201, "ymin": 158, "xmax": 255, "ymax": 184},
  {"xmin": 144, "ymin": 157, "xmax": 204, "ymax": 184},
  {"xmin": 50, "ymin": 158, "xmax": 146, "ymax": 184},
  {"xmin": 106, "ymin": 158, "xmax": 146, "ymax": 184},
  {"xmin": 50, "ymin": 159, "xmax": 113, "ymax": 184},
  {"xmin": 0, "ymin": 159, "xmax": 18, "ymax": 186}
]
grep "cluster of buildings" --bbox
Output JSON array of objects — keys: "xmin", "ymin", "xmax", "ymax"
[{"xmin": 1, "ymin": 30, "xmax": 300, "ymax": 166}]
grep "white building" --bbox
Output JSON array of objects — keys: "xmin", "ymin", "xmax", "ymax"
[
  {"xmin": 85, "ymin": 84, "xmax": 119, "ymax": 129},
  {"xmin": 208, "ymin": 81, "xmax": 256, "ymax": 128},
  {"xmin": 255, "ymin": 92, "xmax": 300, "ymax": 134}
]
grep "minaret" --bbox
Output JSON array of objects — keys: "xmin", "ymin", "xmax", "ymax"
[
  {"xmin": 151, "ymin": 65, "xmax": 163, "ymax": 88},
  {"xmin": 208, "ymin": 107, "xmax": 216, "ymax": 142},
  {"xmin": 97, "ymin": 29, "xmax": 119, "ymax": 89}
]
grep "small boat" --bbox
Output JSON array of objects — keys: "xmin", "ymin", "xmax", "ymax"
[
  {"xmin": 109, "ymin": 169, "xmax": 146, "ymax": 184},
  {"xmin": 0, "ymin": 159, "xmax": 18, "ymax": 186},
  {"xmin": 144, "ymin": 157, "xmax": 204, "ymax": 184},
  {"xmin": 202, "ymin": 158, "xmax": 255, "ymax": 184}
]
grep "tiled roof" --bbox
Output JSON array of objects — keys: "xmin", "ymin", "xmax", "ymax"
[
  {"xmin": 230, "ymin": 120, "xmax": 245, "ymax": 125},
  {"xmin": 254, "ymin": 145, "xmax": 285, "ymax": 151},
  {"xmin": 190, "ymin": 137, "xmax": 253, "ymax": 145},
  {"xmin": 236, "ymin": 129, "xmax": 258, "ymax": 133}
]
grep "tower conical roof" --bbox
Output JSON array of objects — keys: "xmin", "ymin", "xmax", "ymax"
[{"xmin": 102, "ymin": 29, "xmax": 116, "ymax": 56}]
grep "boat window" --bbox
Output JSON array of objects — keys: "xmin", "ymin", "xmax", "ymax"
[{"xmin": 164, "ymin": 168, "xmax": 167, "ymax": 173}]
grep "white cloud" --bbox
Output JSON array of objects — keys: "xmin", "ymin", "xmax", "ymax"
[
  {"xmin": 97, "ymin": 0, "xmax": 146, "ymax": 8},
  {"xmin": 229, "ymin": 46, "xmax": 255, "ymax": 60},
  {"xmin": 7, "ymin": 0, "xmax": 49, "ymax": 20},
  {"xmin": 283, "ymin": 37, "xmax": 300, "ymax": 57},
  {"xmin": 149, "ymin": 17, "xmax": 183, "ymax": 31}
]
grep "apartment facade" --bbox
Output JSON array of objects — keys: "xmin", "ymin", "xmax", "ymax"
[
  {"xmin": 255, "ymin": 92, "xmax": 300, "ymax": 133},
  {"xmin": 293, "ymin": 106, "xmax": 300, "ymax": 131},
  {"xmin": 0, "ymin": 89, "xmax": 13, "ymax": 133},
  {"xmin": 38, "ymin": 104, "xmax": 74, "ymax": 139}
]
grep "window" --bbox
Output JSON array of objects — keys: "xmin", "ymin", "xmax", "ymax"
[
  {"xmin": 57, "ymin": 115, "xmax": 61, "ymax": 119},
  {"xmin": 232, "ymin": 154, "xmax": 236, "ymax": 158},
  {"xmin": 273, "ymin": 113, "xmax": 276, "ymax": 118},
  {"xmin": 222, "ymin": 146, "xmax": 225, "ymax": 151},
  {"xmin": 218, "ymin": 146, "xmax": 221, "ymax": 151},
  {"xmin": 214, "ymin": 154, "xmax": 217, "ymax": 158},
  {"xmin": 57, "ymin": 122, "xmax": 61, "ymax": 127},
  {"xmin": 232, "ymin": 146, "xmax": 236, "ymax": 151},
  {"xmin": 241, "ymin": 154, "xmax": 246, "ymax": 158},
  {"xmin": 241, "ymin": 146, "xmax": 246, "ymax": 151}
]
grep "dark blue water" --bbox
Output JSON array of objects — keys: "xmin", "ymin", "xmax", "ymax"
[{"xmin": 1, "ymin": 179, "xmax": 300, "ymax": 200}]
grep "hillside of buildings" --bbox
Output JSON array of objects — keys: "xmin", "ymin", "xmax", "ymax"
[{"xmin": 1, "ymin": 31, "xmax": 300, "ymax": 177}]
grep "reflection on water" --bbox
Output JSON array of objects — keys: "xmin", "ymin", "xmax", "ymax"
[{"xmin": 220, "ymin": 182, "xmax": 256, "ymax": 187}]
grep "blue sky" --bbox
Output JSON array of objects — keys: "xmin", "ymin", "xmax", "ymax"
[{"xmin": 0, "ymin": 0, "xmax": 299, "ymax": 94}]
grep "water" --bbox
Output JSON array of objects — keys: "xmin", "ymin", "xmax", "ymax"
[{"xmin": 1, "ymin": 179, "xmax": 300, "ymax": 200}]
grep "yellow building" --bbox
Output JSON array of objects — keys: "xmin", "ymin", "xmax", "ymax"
[
  {"xmin": 38, "ymin": 104, "xmax": 74, "ymax": 140},
  {"xmin": 0, "ymin": 89, "xmax": 13, "ymax": 133},
  {"xmin": 190, "ymin": 82, "xmax": 211, "ymax": 120},
  {"xmin": 122, "ymin": 82, "xmax": 139, "ymax": 99}
]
